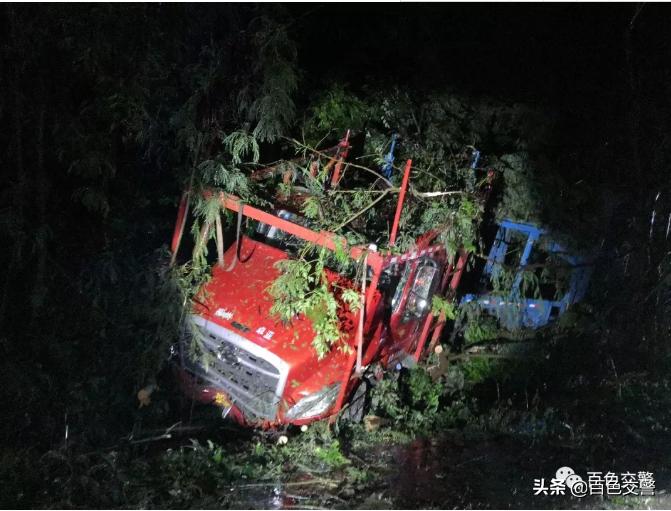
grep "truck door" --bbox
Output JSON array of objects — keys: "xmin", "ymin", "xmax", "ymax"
[{"xmin": 387, "ymin": 257, "xmax": 442, "ymax": 365}]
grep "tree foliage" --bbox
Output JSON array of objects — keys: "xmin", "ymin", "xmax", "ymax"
[
  {"xmin": 0, "ymin": 2, "xmax": 300, "ymax": 461},
  {"xmin": 2, "ymin": 4, "xmax": 671, "ymax": 509}
]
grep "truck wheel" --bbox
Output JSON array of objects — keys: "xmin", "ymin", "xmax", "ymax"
[{"xmin": 340, "ymin": 378, "xmax": 371, "ymax": 424}]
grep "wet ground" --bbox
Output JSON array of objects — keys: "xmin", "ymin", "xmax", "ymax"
[
  {"xmin": 130, "ymin": 373, "xmax": 667, "ymax": 509},
  {"xmin": 379, "ymin": 434, "xmax": 670, "ymax": 509},
  {"xmin": 56, "ymin": 367, "xmax": 666, "ymax": 510},
  {"xmin": 211, "ymin": 429, "xmax": 671, "ymax": 510}
]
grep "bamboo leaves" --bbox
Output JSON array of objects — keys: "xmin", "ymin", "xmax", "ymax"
[{"xmin": 223, "ymin": 131, "xmax": 260, "ymax": 165}]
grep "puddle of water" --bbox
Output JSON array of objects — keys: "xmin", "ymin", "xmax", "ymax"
[{"xmin": 369, "ymin": 433, "xmax": 671, "ymax": 509}]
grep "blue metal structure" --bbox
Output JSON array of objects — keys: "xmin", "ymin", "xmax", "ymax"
[
  {"xmin": 381, "ymin": 134, "xmax": 398, "ymax": 179},
  {"xmin": 470, "ymin": 149, "xmax": 481, "ymax": 170},
  {"xmin": 462, "ymin": 219, "xmax": 592, "ymax": 330}
]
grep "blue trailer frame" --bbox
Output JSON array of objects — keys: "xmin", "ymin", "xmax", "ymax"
[{"xmin": 461, "ymin": 219, "xmax": 592, "ymax": 330}]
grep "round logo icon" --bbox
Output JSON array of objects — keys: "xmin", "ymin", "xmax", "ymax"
[{"xmin": 555, "ymin": 466, "xmax": 575, "ymax": 482}]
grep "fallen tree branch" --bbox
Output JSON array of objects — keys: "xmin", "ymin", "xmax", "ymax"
[
  {"xmin": 412, "ymin": 190, "xmax": 466, "ymax": 198},
  {"xmin": 287, "ymin": 138, "xmax": 393, "ymax": 187},
  {"xmin": 128, "ymin": 421, "xmax": 196, "ymax": 445},
  {"xmin": 331, "ymin": 189, "xmax": 390, "ymax": 231},
  {"xmin": 228, "ymin": 478, "xmax": 340, "ymax": 490},
  {"xmin": 449, "ymin": 352, "xmax": 533, "ymax": 361}
]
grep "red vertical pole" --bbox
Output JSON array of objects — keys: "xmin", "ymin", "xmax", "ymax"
[
  {"xmin": 426, "ymin": 312, "xmax": 446, "ymax": 355},
  {"xmin": 170, "ymin": 191, "xmax": 190, "ymax": 266},
  {"xmin": 389, "ymin": 159, "xmax": 412, "ymax": 246},
  {"xmin": 331, "ymin": 262, "xmax": 381, "ymax": 421},
  {"xmin": 413, "ymin": 312, "xmax": 434, "ymax": 361},
  {"xmin": 330, "ymin": 130, "xmax": 351, "ymax": 188},
  {"xmin": 450, "ymin": 249, "xmax": 469, "ymax": 291},
  {"xmin": 355, "ymin": 252, "xmax": 367, "ymax": 374}
]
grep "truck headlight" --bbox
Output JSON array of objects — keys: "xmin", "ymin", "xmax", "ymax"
[{"xmin": 285, "ymin": 383, "xmax": 341, "ymax": 420}]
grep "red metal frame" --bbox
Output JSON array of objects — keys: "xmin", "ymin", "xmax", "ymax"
[{"xmin": 217, "ymin": 192, "xmax": 384, "ymax": 275}]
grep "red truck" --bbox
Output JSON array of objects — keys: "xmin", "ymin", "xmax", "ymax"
[{"xmin": 170, "ymin": 137, "xmax": 494, "ymax": 427}]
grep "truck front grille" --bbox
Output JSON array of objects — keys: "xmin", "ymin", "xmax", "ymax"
[{"xmin": 183, "ymin": 316, "xmax": 288, "ymax": 420}]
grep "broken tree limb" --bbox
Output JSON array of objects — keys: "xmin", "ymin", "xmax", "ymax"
[
  {"xmin": 332, "ymin": 190, "xmax": 390, "ymax": 231},
  {"xmin": 193, "ymin": 221, "xmax": 211, "ymax": 262},
  {"xmin": 450, "ymin": 352, "xmax": 532, "ymax": 361},
  {"xmin": 412, "ymin": 190, "xmax": 466, "ymax": 198},
  {"xmin": 288, "ymin": 137, "xmax": 393, "ymax": 187},
  {"xmin": 228, "ymin": 479, "xmax": 340, "ymax": 490}
]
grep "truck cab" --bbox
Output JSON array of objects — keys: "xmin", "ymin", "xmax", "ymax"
[{"xmin": 170, "ymin": 141, "xmax": 493, "ymax": 427}]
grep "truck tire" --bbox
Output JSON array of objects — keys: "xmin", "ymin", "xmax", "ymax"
[{"xmin": 339, "ymin": 377, "xmax": 371, "ymax": 424}]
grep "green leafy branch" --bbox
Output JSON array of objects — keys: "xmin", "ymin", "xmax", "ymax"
[
  {"xmin": 267, "ymin": 245, "xmax": 362, "ymax": 359},
  {"xmin": 431, "ymin": 295, "xmax": 457, "ymax": 320}
]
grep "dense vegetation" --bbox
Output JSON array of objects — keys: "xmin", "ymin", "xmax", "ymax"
[{"xmin": 2, "ymin": 4, "xmax": 671, "ymax": 509}]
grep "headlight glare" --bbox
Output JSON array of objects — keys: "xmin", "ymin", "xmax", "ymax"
[{"xmin": 285, "ymin": 383, "xmax": 341, "ymax": 420}]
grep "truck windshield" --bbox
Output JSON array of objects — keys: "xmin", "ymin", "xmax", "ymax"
[
  {"xmin": 254, "ymin": 209, "xmax": 368, "ymax": 283},
  {"xmin": 254, "ymin": 209, "xmax": 309, "ymax": 254}
]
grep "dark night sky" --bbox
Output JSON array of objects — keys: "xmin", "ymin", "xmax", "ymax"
[
  {"xmin": 3, "ymin": 7, "xmax": 671, "ymax": 507},
  {"xmin": 291, "ymin": 4, "xmax": 631, "ymax": 97},
  {"xmin": 287, "ymin": 3, "xmax": 665, "ymax": 150}
]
